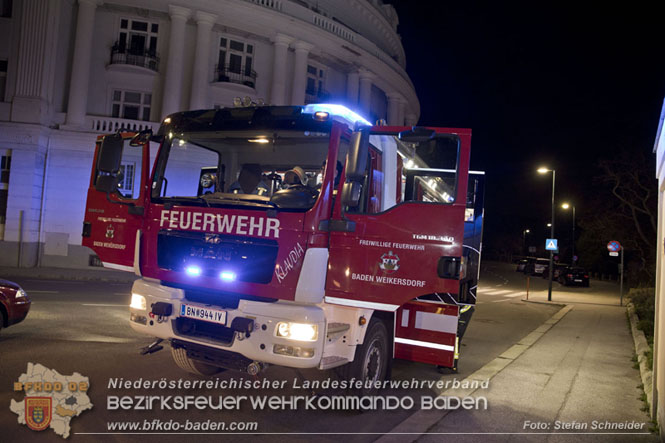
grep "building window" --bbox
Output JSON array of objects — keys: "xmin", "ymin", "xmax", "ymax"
[
  {"xmin": 118, "ymin": 162, "xmax": 135, "ymax": 195},
  {"xmin": 111, "ymin": 18, "xmax": 160, "ymax": 71},
  {"xmin": 305, "ymin": 64, "xmax": 328, "ymax": 103},
  {"xmin": 118, "ymin": 18, "xmax": 158, "ymax": 56},
  {"xmin": 0, "ymin": 0, "xmax": 12, "ymax": 18},
  {"xmin": 216, "ymin": 37, "xmax": 256, "ymax": 88},
  {"xmin": 112, "ymin": 90, "xmax": 151, "ymax": 121},
  {"xmin": 0, "ymin": 60, "xmax": 6, "ymax": 102}
]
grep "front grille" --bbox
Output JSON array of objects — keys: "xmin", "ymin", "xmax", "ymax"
[
  {"xmin": 158, "ymin": 230, "xmax": 278, "ymax": 284},
  {"xmin": 174, "ymin": 317, "xmax": 235, "ymax": 345}
]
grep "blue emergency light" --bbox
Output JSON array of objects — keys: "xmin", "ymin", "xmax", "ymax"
[{"xmin": 303, "ymin": 104, "xmax": 371, "ymax": 127}]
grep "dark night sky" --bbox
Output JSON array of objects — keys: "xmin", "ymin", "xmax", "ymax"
[{"xmin": 386, "ymin": 1, "xmax": 665, "ymax": 251}]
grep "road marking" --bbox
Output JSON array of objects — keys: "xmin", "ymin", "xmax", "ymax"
[
  {"xmin": 113, "ymin": 293, "xmax": 129, "ymax": 296},
  {"xmin": 81, "ymin": 304, "xmax": 127, "ymax": 307},
  {"xmin": 26, "ymin": 290, "xmax": 60, "ymax": 293},
  {"xmin": 25, "ymin": 280, "xmax": 83, "ymax": 284},
  {"xmin": 484, "ymin": 289, "xmax": 513, "ymax": 295},
  {"xmin": 491, "ymin": 299, "xmax": 511, "ymax": 303}
]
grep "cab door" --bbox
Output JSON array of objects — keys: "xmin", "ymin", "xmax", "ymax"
[
  {"xmin": 324, "ymin": 127, "xmax": 471, "ymax": 311},
  {"xmin": 82, "ymin": 133, "xmax": 151, "ymax": 272}
]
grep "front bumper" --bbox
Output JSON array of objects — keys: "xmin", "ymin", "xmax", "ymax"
[
  {"xmin": 8, "ymin": 300, "xmax": 31, "ymax": 326},
  {"xmin": 129, "ymin": 278, "xmax": 325, "ymax": 368}
]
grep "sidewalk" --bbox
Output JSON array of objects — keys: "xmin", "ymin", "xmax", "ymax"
[
  {"xmin": 0, "ymin": 265, "xmax": 138, "ymax": 283},
  {"xmin": 380, "ymin": 294, "xmax": 657, "ymax": 442}
]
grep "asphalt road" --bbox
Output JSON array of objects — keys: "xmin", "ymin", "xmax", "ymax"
[{"xmin": 0, "ymin": 261, "xmax": 593, "ymax": 441}]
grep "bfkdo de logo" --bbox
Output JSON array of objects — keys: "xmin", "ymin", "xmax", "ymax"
[{"xmin": 10, "ymin": 363, "xmax": 93, "ymax": 439}]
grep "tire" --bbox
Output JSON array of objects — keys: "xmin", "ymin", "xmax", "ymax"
[
  {"xmin": 171, "ymin": 347, "xmax": 223, "ymax": 376},
  {"xmin": 0, "ymin": 308, "xmax": 5, "ymax": 334},
  {"xmin": 336, "ymin": 318, "xmax": 391, "ymax": 395}
]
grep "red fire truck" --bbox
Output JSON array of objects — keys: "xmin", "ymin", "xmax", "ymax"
[{"xmin": 82, "ymin": 103, "xmax": 483, "ymax": 386}]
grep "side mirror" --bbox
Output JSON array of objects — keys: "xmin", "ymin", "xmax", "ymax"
[
  {"xmin": 129, "ymin": 129, "xmax": 152, "ymax": 147},
  {"xmin": 345, "ymin": 128, "xmax": 369, "ymax": 181},
  {"xmin": 97, "ymin": 133, "xmax": 123, "ymax": 173},
  {"xmin": 95, "ymin": 173, "xmax": 120, "ymax": 193},
  {"xmin": 340, "ymin": 181, "xmax": 362, "ymax": 208}
]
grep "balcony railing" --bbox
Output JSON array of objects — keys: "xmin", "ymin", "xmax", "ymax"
[
  {"xmin": 86, "ymin": 116, "xmax": 159, "ymax": 133},
  {"xmin": 110, "ymin": 44, "xmax": 160, "ymax": 72},
  {"xmin": 214, "ymin": 65, "xmax": 257, "ymax": 89}
]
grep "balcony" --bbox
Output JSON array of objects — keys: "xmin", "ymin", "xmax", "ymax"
[
  {"xmin": 110, "ymin": 43, "xmax": 160, "ymax": 73},
  {"xmin": 214, "ymin": 64, "xmax": 257, "ymax": 89}
]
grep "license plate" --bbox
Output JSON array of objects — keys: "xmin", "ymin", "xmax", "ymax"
[
  {"xmin": 180, "ymin": 303, "xmax": 227, "ymax": 325},
  {"xmin": 574, "ymin": 279, "xmax": 582, "ymax": 282}
]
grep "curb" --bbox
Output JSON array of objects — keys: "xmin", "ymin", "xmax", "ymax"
[
  {"xmin": 627, "ymin": 302, "xmax": 653, "ymax": 415},
  {"xmin": 0, "ymin": 268, "xmax": 137, "ymax": 284},
  {"xmin": 375, "ymin": 304, "xmax": 574, "ymax": 443}
]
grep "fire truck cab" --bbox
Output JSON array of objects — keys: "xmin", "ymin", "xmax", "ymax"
[{"xmin": 82, "ymin": 103, "xmax": 483, "ymax": 384}]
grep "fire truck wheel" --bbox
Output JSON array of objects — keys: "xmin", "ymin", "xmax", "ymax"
[
  {"xmin": 171, "ymin": 347, "xmax": 223, "ymax": 376},
  {"xmin": 337, "ymin": 318, "xmax": 390, "ymax": 395}
]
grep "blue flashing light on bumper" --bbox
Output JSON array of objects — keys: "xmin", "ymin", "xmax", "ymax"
[
  {"xmin": 185, "ymin": 266, "xmax": 202, "ymax": 277},
  {"xmin": 220, "ymin": 271, "xmax": 236, "ymax": 281}
]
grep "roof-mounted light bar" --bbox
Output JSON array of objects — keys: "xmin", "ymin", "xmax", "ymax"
[{"xmin": 303, "ymin": 103, "xmax": 372, "ymax": 128}]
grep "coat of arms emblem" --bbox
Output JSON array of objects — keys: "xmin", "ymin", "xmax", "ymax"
[
  {"xmin": 25, "ymin": 397, "xmax": 52, "ymax": 431},
  {"xmin": 379, "ymin": 251, "xmax": 400, "ymax": 274}
]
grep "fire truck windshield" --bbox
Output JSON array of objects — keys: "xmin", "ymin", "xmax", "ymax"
[{"xmin": 151, "ymin": 130, "xmax": 331, "ymax": 210}]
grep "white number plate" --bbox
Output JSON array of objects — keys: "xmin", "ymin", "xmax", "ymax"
[{"xmin": 180, "ymin": 303, "xmax": 227, "ymax": 325}]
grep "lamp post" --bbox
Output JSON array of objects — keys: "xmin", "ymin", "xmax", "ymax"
[
  {"xmin": 522, "ymin": 229, "xmax": 530, "ymax": 255},
  {"xmin": 561, "ymin": 202, "xmax": 576, "ymax": 263},
  {"xmin": 538, "ymin": 167, "xmax": 555, "ymax": 301}
]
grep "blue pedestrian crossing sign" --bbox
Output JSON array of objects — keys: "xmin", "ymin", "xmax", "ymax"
[{"xmin": 545, "ymin": 239, "xmax": 558, "ymax": 251}]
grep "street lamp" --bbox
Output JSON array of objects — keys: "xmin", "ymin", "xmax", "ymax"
[
  {"xmin": 538, "ymin": 167, "xmax": 555, "ymax": 301},
  {"xmin": 561, "ymin": 202, "xmax": 576, "ymax": 263},
  {"xmin": 522, "ymin": 229, "xmax": 530, "ymax": 255}
]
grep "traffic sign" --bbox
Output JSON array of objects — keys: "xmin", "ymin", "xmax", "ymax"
[
  {"xmin": 607, "ymin": 241, "xmax": 621, "ymax": 252},
  {"xmin": 609, "ymin": 252, "xmax": 619, "ymax": 257},
  {"xmin": 528, "ymin": 246, "xmax": 536, "ymax": 253},
  {"xmin": 545, "ymin": 239, "xmax": 558, "ymax": 251}
]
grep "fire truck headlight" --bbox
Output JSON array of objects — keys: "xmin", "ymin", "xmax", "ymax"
[
  {"xmin": 275, "ymin": 322, "xmax": 318, "ymax": 342},
  {"xmin": 130, "ymin": 293, "xmax": 146, "ymax": 311}
]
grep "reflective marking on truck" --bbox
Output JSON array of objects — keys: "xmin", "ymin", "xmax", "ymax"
[
  {"xmin": 159, "ymin": 210, "xmax": 280, "ymax": 238},
  {"xmin": 394, "ymin": 337, "xmax": 455, "ymax": 352}
]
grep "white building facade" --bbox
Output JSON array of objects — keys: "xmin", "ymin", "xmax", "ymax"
[{"xmin": 0, "ymin": 0, "xmax": 420, "ymax": 267}]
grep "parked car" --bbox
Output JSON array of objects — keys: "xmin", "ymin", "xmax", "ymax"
[
  {"xmin": 542, "ymin": 263, "xmax": 569, "ymax": 279},
  {"xmin": 558, "ymin": 267, "xmax": 590, "ymax": 287},
  {"xmin": 0, "ymin": 279, "xmax": 31, "ymax": 333},
  {"xmin": 530, "ymin": 258, "xmax": 550, "ymax": 276},
  {"xmin": 516, "ymin": 259, "xmax": 529, "ymax": 272}
]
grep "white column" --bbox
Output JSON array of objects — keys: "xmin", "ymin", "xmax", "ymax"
[
  {"xmin": 189, "ymin": 11, "xmax": 217, "ymax": 110},
  {"xmin": 346, "ymin": 71, "xmax": 359, "ymax": 108},
  {"xmin": 386, "ymin": 92, "xmax": 401, "ymax": 126},
  {"xmin": 405, "ymin": 112, "xmax": 418, "ymax": 126},
  {"xmin": 270, "ymin": 34, "xmax": 293, "ymax": 105},
  {"xmin": 358, "ymin": 69, "xmax": 374, "ymax": 116},
  {"xmin": 290, "ymin": 41, "xmax": 313, "ymax": 105},
  {"xmin": 65, "ymin": 0, "xmax": 100, "ymax": 126},
  {"xmin": 397, "ymin": 99, "xmax": 406, "ymax": 126},
  {"xmin": 161, "ymin": 5, "xmax": 190, "ymax": 118}
]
